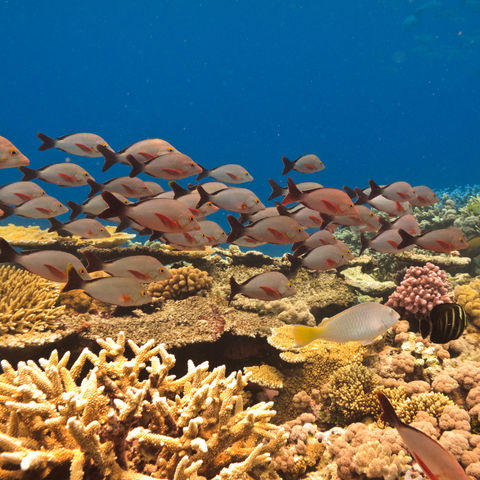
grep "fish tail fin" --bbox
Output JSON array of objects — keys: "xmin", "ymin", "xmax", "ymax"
[
  {"xmin": 343, "ymin": 185, "xmax": 357, "ymax": 199},
  {"xmin": 0, "ymin": 237, "xmax": 18, "ymax": 263},
  {"xmin": 98, "ymin": 144, "xmax": 118, "ymax": 172},
  {"xmin": 66, "ymin": 201, "xmax": 82, "ymax": 220},
  {"xmin": 268, "ymin": 179, "xmax": 284, "ymax": 200},
  {"xmin": 126, "ymin": 154, "xmax": 144, "ymax": 177},
  {"xmin": 62, "ymin": 265, "xmax": 85, "ymax": 292},
  {"xmin": 98, "ymin": 191, "xmax": 127, "ymax": 219},
  {"xmin": 36, "ymin": 132, "xmax": 56, "ymax": 151},
  {"xmin": 354, "ymin": 188, "xmax": 369, "ymax": 205},
  {"xmin": 376, "ymin": 392, "xmax": 401, "ymax": 426},
  {"xmin": 48, "ymin": 218, "xmax": 63, "ymax": 232},
  {"xmin": 87, "ymin": 179, "xmax": 103, "ymax": 197},
  {"xmin": 226, "ymin": 214, "xmax": 245, "ymax": 243},
  {"xmin": 359, "ymin": 233, "xmax": 370, "ymax": 255},
  {"xmin": 397, "ymin": 229, "xmax": 416, "ymax": 249},
  {"xmin": 116, "ymin": 217, "xmax": 133, "ymax": 232},
  {"xmin": 292, "ymin": 245, "xmax": 308, "ymax": 257},
  {"xmin": 169, "ymin": 181, "xmax": 189, "ymax": 199},
  {"xmin": 0, "ymin": 202, "xmax": 14, "ymax": 219},
  {"xmin": 228, "ymin": 276, "xmax": 242, "ymax": 305},
  {"xmin": 287, "ymin": 253, "xmax": 303, "ymax": 274},
  {"xmin": 19, "ymin": 166, "xmax": 37, "ymax": 181},
  {"xmin": 320, "ymin": 214, "xmax": 334, "ymax": 228},
  {"xmin": 82, "ymin": 251, "xmax": 103, "ymax": 272},
  {"xmin": 238, "ymin": 213, "xmax": 250, "ymax": 224},
  {"xmin": 281, "ymin": 156, "xmax": 294, "ymax": 175},
  {"xmin": 282, "ymin": 177, "xmax": 302, "ymax": 204},
  {"xmin": 149, "ymin": 230, "xmax": 163, "ymax": 242},
  {"xmin": 420, "ymin": 317, "xmax": 432, "ymax": 339},
  {"xmin": 196, "ymin": 163, "xmax": 209, "ymax": 181},
  {"xmin": 291, "ymin": 325, "xmax": 323, "ymax": 347},
  {"xmin": 377, "ymin": 217, "xmax": 392, "ymax": 234},
  {"xmin": 275, "ymin": 203, "xmax": 291, "ymax": 216},
  {"xmin": 368, "ymin": 179, "xmax": 383, "ymax": 199},
  {"xmin": 196, "ymin": 185, "xmax": 210, "ymax": 208},
  {"xmin": 291, "ymin": 241, "xmax": 303, "ymax": 252}
]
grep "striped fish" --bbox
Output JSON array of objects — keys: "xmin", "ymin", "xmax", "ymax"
[{"xmin": 423, "ymin": 303, "xmax": 468, "ymax": 343}]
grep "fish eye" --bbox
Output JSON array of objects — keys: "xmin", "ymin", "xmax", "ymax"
[
  {"xmin": 79, "ymin": 268, "xmax": 85, "ymax": 274},
  {"xmin": 220, "ymin": 230, "xmax": 225, "ymax": 235},
  {"xmin": 100, "ymin": 227, "xmax": 105, "ymax": 231},
  {"xmin": 297, "ymin": 227, "xmax": 303, "ymax": 232},
  {"xmin": 83, "ymin": 172, "xmax": 89, "ymax": 176},
  {"xmin": 141, "ymin": 290, "xmax": 147, "ymax": 296},
  {"xmin": 287, "ymin": 282, "xmax": 291, "ymax": 287},
  {"xmin": 10, "ymin": 149, "xmax": 17, "ymax": 156},
  {"xmin": 254, "ymin": 198, "xmax": 260, "ymax": 204},
  {"xmin": 190, "ymin": 162, "xmax": 195, "ymax": 166},
  {"xmin": 123, "ymin": 199, "xmax": 129, "ymax": 204},
  {"xmin": 168, "ymin": 147, "xmax": 174, "ymax": 152},
  {"xmin": 57, "ymin": 203, "xmax": 63, "ymax": 208},
  {"xmin": 206, "ymin": 201, "xmax": 212, "ymax": 206},
  {"xmin": 244, "ymin": 172, "xmax": 249, "ymax": 176},
  {"xmin": 159, "ymin": 267, "xmax": 165, "ymax": 272},
  {"xmin": 349, "ymin": 203, "xmax": 354, "ymax": 208},
  {"xmin": 189, "ymin": 215, "xmax": 195, "ymax": 221}
]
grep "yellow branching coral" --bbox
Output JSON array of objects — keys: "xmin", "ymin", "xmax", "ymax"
[
  {"xmin": 148, "ymin": 265, "xmax": 213, "ymax": 301},
  {"xmin": 0, "ymin": 332, "xmax": 286, "ymax": 480},
  {"xmin": 455, "ymin": 278, "xmax": 480, "ymax": 318},
  {"xmin": 0, "ymin": 264, "xmax": 65, "ymax": 334}
]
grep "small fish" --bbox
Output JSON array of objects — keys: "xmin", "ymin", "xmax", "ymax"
[
  {"xmin": 48, "ymin": 218, "xmax": 110, "ymax": 239},
  {"xmin": 227, "ymin": 214, "xmax": 308, "ymax": 244},
  {"xmin": 0, "ymin": 181, "xmax": 46, "ymax": 205},
  {"xmin": 0, "ymin": 237, "xmax": 90, "ymax": 282},
  {"xmin": 232, "ymin": 235, "xmax": 267, "ymax": 247},
  {"xmin": 67, "ymin": 192, "xmax": 130, "ymax": 220},
  {"xmin": 377, "ymin": 214, "xmax": 421, "ymax": 236},
  {"xmin": 36, "ymin": 132, "xmax": 111, "ymax": 157},
  {"xmin": 197, "ymin": 220, "xmax": 227, "ymax": 245},
  {"xmin": 291, "ymin": 230, "xmax": 338, "ymax": 254},
  {"xmin": 398, "ymin": 227, "xmax": 468, "ymax": 253},
  {"xmin": 282, "ymin": 154, "xmax": 324, "ymax": 175},
  {"xmin": 197, "ymin": 186, "xmax": 265, "ymax": 214},
  {"xmin": 88, "ymin": 177, "xmax": 153, "ymax": 199},
  {"xmin": 159, "ymin": 230, "xmax": 209, "ymax": 249},
  {"xmin": 143, "ymin": 181, "xmax": 165, "ymax": 196},
  {"xmin": 98, "ymin": 138, "xmax": 177, "ymax": 172},
  {"xmin": 99, "ymin": 192, "xmax": 200, "ymax": 233},
  {"xmin": 196, "ymin": 163, "xmax": 253, "ymax": 183},
  {"xmin": 0, "ymin": 196, "xmax": 68, "ymax": 219},
  {"xmin": 283, "ymin": 204, "xmax": 325, "ymax": 228},
  {"xmin": 283, "ymin": 178, "xmax": 358, "ymax": 216},
  {"xmin": 229, "ymin": 271, "xmax": 296, "ymax": 304},
  {"xmin": 268, "ymin": 179, "xmax": 323, "ymax": 200},
  {"xmin": 420, "ymin": 303, "xmax": 468, "ymax": 344},
  {"xmin": 168, "ymin": 181, "xmax": 219, "ymax": 218},
  {"xmin": 83, "ymin": 251, "xmax": 171, "ymax": 282},
  {"xmin": 292, "ymin": 303, "xmax": 400, "ymax": 346},
  {"xmin": 288, "ymin": 243, "xmax": 353, "ymax": 272},
  {"xmin": 410, "ymin": 185, "xmax": 439, "ymax": 207},
  {"xmin": 368, "ymin": 179, "xmax": 416, "ymax": 202},
  {"xmin": 356, "ymin": 188, "xmax": 411, "ymax": 216},
  {"xmin": 127, "ymin": 153, "xmax": 202, "ymax": 180},
  {"xmin": 0, "ymin": 136, "xmax": 29, "ymax": 168},
  {"xmin": 377, "ymin": 392, "xmax": 468, "ymax": 480},
  {"xmin": 360, "ymin": 229, "xmax": 414, "ymax": 254},
  {"xmin": 238, "ymin": 206, "xmax": 280, "ymax": 224},
  {"xmin": 20, "ymin": 163, "xmax": 94, "ymax": 187},
  {"xmin": 62, "ymin": 265, "xmax": 152, "ymax": 306},
  {"xmin": 189, "ymin": 181, "xmax": 228, "ymax": 194}
]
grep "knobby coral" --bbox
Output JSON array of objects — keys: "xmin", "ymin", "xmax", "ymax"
[
  {"xmin": 0, "ymin": 332, "xmax": 286, "ymax": 480},
  {"xmin": 455, "ymin": 278, "xmax": 480, "ymax": 319}
]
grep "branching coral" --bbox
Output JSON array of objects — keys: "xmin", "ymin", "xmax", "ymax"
[
  {"xmin": 0, "ymin": 332, "xmax": 286, "ymax": 480},
  {"xmin": 0, "ymin": 264, "xmax": 65, "ymax": 334}
]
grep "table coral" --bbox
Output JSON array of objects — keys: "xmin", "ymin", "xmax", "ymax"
[
  {"xmin": 0, "ymin": 264, "xmax": 65, "ymax": 334},
  {"xmin": 0, "ymin": 332, "xmax": 286, "ymax": 480}
]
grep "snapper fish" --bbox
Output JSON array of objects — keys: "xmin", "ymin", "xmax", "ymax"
[
  {"xmin": 197, "ymin": 220, "xmax": 227, "ymax": 245},
  {"xmin": 0, "ymin": 181, "xmax": 46, "ymax": 205},
  {"xmin": 268, "ymin": 179, "xmax": 323, "ymax": 200},
  {"xmin": 97, "ymin": 139, "xmax": 177, "ymax": 172},
  {"xmin": 168, "ymin": 181, "xmax": 219, "ymax": 218},
  {"xmin": 67, "ymin": 192, "xmax": 129, "ymax": 220},
  {"xmin": 196, "ymin": 163, "xmax": 253, "ymax": 183},
  {"xmin": 88, "ymin": 177, "xmax": 153, "ymax": 199},
  {"xmin": 228, "ymin": 271, "xmax": 296, "ymax": 305},
  {"xmin": 227, "ymin": 214, "xmax": 308, "ymax": 245},
  {"xmin": 127, "ymin": 153, "xmax": 202, "ymax": 180},
  {"xmin": 377, "ymin": 392, "xmax": 468, "ymax": 480},
  {"xmin": 410, "ymin": 185, "xmax": 439, "ymax": 206},
  {"xmin": 377, "ymin": 214, "xmax": 421, "ymax": 236},
  {"xmin": 232, "ymin": 235, "xmax": 266, "ymax": 247},
  {"xmin": 159, "ymin": 230, "xmax": 209, "ymax": 249},
  {"xmin": 238, "ymin": 206, "xmax": 279, "ymax": 224},
  {"xmin": 368, "ymin": 179, "xmax": 416, "ymax": 202},
  {"xmin": 99, "ymin": 191, "xmax": 200, "ymax": 233},
  {"xmin": 0, "ymin": 136, "xmax": 29, "ymax": 168},
  {"xmin": 292, "ymin": 302, "xmax": 400, "ymax": 347},
  {"xmin": 20, "ymin": 163, "xmax": 94, "ymax": 187},
  {"xmin": 355, "ymin": 188, "xmax": 411, "ymax": 216},
  {"xmin": 48, "ymin": 218, "xmax": 110, "ymax": 239},
  {"xmin": 188, "ymin": 181, "xmax": 228, "ymax": 194},
  {"xmin": 36, "ymin": 132, "xmax": 111, "ymax": 157},
  {"xmin": 288, "ymin": 243, "xmax": 353, "ymax": 272},
  {"xmin": 282, "ymin": 204, "xmax": 325, "ymax": 228},
  {"xmin": 83, "ymin": 251, "xmax": 170, "ymax": 282},
  {"xmin": 398, "ymin": 227, "xmax": 468, "ymax": 253},
  {"xmin": 0, "ymin": 196, "xmax": 68, "ymax": 219},
  {"xmin": 291, "ymin": 230, "xmax": 338, "ymax": 254},
  {"xmin": 359, "ymin": 229, "xmax": 412, "ymax": 254},
  {"xmin": 63, "ymin": 265, "xmax": 152, "ymax": 306},
  {"xmin": 197, "ymin": 185, "xmax": 265, "ymax": 214},
  {"xmin": 282, "ymin": 154, "xmax": 324, "ymax": 175},
  {"xmin": 0, "ymin": 237, "xmax": 90, "ymax": 282},
  {"xmin": 143, "ymin": 181, "xmax": 164, "ymax": 196}
]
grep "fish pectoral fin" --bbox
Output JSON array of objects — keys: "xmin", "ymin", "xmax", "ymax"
[
  {"xmin": 163, "ymin": 168, "xmax": 182, "ymax": 175},
  {"xmin": 436, "ymin": 239, "xmax": 451, "ymax": 250},
  {"xmin": 44, "ymin": 264, "xmax": 67, "ymax": 281},
  {"xmin": 305, "ymin": 163, "xmax": 315, "ymax": 170},
  {"xmin": 387, "ymin": 240, "xmax": 398, "ymax": 248},
  {"xmin": 121, "ymin": 294, "xmax": 132, "ymax": 303},
  {"xmin": 154, "ymin": 212, "xmax": 179, "ymax": 229},
  {"xmin": 259, "ymin": 285, "xmax": 281, "ymax": 298},
  {"xmin": 412, "ymin": 452, "xmax": 437, "ymax": 480},
  {"xmin": 58, "ymin": 172, "xmax": 76, "ymax": 183},
  {"xmin": 321, "ymin": 199, "xmax": 339, "ymax": 214},
  {"xmin": 139, "ymin": 152, "xmax": 156, "ymax": 160},
  {"xmin": 75, "ymin": 143, "xmax": 95, "ymax": 153},
  {"xmin": 291, "ymin": 325, "xmax": 323, "ymax": 347},
  {"xmin": 325, "ymin": 258, "xmax": 337, "ymax": 267},
  {"xmin": 226, "ymin": 172, "xmax": 239, "ymax": 180},
  {"xmin": 127, "ymin": 269, "xmax": 150, "ymax": 280},
  {"xmin": 267, "ymin": 227, "xmax": 287, "ymax": 240}
]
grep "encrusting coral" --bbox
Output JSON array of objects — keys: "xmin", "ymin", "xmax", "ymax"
[
  {"xmin": 148, "ymin": 265, "xmax": 213, "ymax": 302},
  {"xmin": 455, "ymin": 277, "xmax": 480, "ymax": 321},
  {"xmin": 0, "ymin": 332, "xmax": 286, "ymax": 480},
  {"xmin": 0, "ymin": 264, "xmax": 65, "ymax": 334}
]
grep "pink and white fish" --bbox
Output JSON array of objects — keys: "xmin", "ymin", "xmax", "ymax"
[
  {"xmin": 229, "ymin": 271, "xmax": 296, "ymax": 304},
  {"xmin": 291, "ymin": 230, "xmax": 338, "ymax": 254},
  {"xmin": 198, "ymin": 220, "xmax": 227, "ymax": 245},
  {"xmin": 196, "ymin": 163, "xmax": 253, "ymax": 183},
  {"xmin": 368, "ymin": 179, "xmax": 416, "ymax": 202},
  {"xmin": 0, "ymin": 196, "xmax": 68, "ymax": 219},
  {"xmin": 167, "ymin": 182, "xmax": 219, "ymax": 218},
  {"xmin": 355, "ymin": 188, "xmax": 411, "ymax": 216},
  {"xmin": 63, "ymin": 265, "xmax": 152, "ymax": 306},
  {"xmin": 83, "ymin": 251, "xmax": 170, "ymax": 282},
  {"xmin": 48, "ymin": 218, "xmax": 110, "ymax": 239},
  {"xmin": 0, "ymin": 136, "xmax": 29, "ymax": 168},
  {"xmin": 67, "ymin": 193, "xmax": 130, "ymax": 220},
  {"xmin": 20, "ymin": 163, "xmax": 94, "ymax": 187},
  {"xmin": 127, "ymin": 153, "xmax": 202, "ymax": 180},
  {"xmin": 159, "ymin": 230, "xmax": 209, "ymax": 250},
  {"xmin": 232, "ymin": 235, "xmax": 267, "ymax": 247},
  {"xmin": 288, "ymin": 243, "xmax": 354, "ymax": 272},
  {"xmin": 37, "ymin": 132, "xmax": 111, "ymax": 157},
  {"xmin": 377, "ymin": 392, "xmax": 468, "ymax": 480},
  {"xmin": 360, "ymin": 229, "xmax": 411, "ymax": 254},
  {"xmin": 282, "ymin": 154, "xmax": 324, "ymax": 175},
  {"xmin": 190, "ymin": 181, "xmax": 228, "ymax": 194},
  {"xmin": 268, "ymin": 179, "xmax": 323, "ymax": 200},
  {"xmin": 398, "ymin": 227, "xmax": 468, "ymax": 253},
  {"xmin": 284, "ymin": 204, "xmax": 325, "ymax": 228},
  {"xmin": 0, "ymin": 238, "xmax": 90, "ymax": 282},
  {"xmin": 143, "ymin": 181, "xmax": 165, "ymax": 196},
  {"xmin": 410, "ymin": 185, "xmax": 439, "ymax": 206},
  {"xmin": 88, "ymin": 177, "xmax": 153, "ymax": 199},
  {"xmin": 0, "ymin": 181, "xmax": 46, "ymax": 205},
  {"xmin": 197, "ymin": 186, "xmax": 265, "ymax": 214},
  {"xmin": 378, "ymin": 214, "xmax": 421, "ymax": 236}
]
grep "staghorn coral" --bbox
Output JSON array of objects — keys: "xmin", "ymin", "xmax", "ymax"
[
  {"xmin": 0, "ymin": 264, "xmax": 65, "ymax": 334},
  {"xmin": 0, "ymin": 332, "xmax": 286, "ymax": 480},
  {"xmin": 148, "ymin": 265, "xmax": 212, "ymax": 302},
  {"xmin": 455, "ymin": 277, "xmax": 480, "ymax": 320}
]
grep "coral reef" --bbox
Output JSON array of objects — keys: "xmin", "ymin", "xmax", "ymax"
[
  {"xmin": 455, "ymin": 278, "xmax": 480, "ymax": 322},
  {"xmin": 0, "ymin": 264, "xmax": 65, "ymax": 334},
  {"xmin": 0, "ymin": 332, "xmax": 286, "ymax": 480}
]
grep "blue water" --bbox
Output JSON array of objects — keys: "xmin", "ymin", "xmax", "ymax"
[{"xmin": 1, "ymin": 0, "xmax": 479, "ymax": 250}]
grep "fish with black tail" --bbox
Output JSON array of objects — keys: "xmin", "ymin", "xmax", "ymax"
[
  {"xmin": 196, "ymin": 163, "xmax": 253, "ymax": 183},
  {"xmin": 36, "ymin": 132, "xmax": 111, "ymax": 157},
  {"xmin": 281, "ymin": 154, "xmax": 324, "ymax": 175},
  {"xmin": 420, "ymin": 303, "xmax": 468, "ymax": 344}
]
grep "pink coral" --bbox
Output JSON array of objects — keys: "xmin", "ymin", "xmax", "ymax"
[{"xmin": 386, "ymin": 262, "xmax": 451, "ymax": 315}]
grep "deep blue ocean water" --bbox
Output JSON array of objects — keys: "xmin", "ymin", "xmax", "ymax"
[{"xmin": 1, "ymin": 0, "xmax": 479, "ymax": 252}]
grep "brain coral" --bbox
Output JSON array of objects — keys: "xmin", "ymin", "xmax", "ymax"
[{"xmin": 0, "ymin": 264, "xmax": 65, "ymax": 334}]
